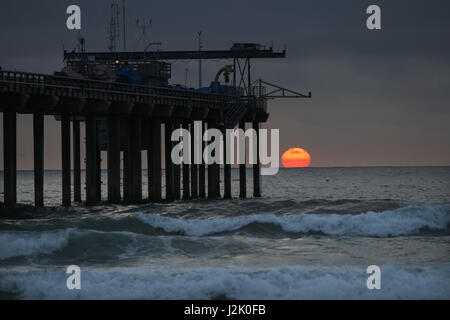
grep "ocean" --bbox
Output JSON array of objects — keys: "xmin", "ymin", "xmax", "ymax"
[{"xmin": 0, "ymin": 167, "xmax": 449, "ymax": 299}]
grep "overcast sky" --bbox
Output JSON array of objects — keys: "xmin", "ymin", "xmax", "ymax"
[{"xmin": 1, "ymin": 0, "xmax": 449, "ymax": 169}]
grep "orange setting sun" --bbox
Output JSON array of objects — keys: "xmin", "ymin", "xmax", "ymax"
[{"xmin": 281, "ymin": 148, "xmax": 311, "ymax": 168}]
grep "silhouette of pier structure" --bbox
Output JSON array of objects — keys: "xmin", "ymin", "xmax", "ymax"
[{"xmin": 0, "ymin": 45, "xmax": 310, "ymax": 212}]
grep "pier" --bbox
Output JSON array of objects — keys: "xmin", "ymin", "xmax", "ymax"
[{"xmin": 0, "ymin": 46, "xmax": 310, "ymax": 214}]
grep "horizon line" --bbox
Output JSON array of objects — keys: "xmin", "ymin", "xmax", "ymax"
[{"xmin": 1, "ymin": 164, "xmax": 449, "ymax": 172}]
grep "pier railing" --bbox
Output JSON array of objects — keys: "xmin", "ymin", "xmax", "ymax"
[{"xmin": 0, "ymin": 70, "xmax": 235, "ymax": 109}]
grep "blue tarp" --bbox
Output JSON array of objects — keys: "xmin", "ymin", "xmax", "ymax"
[{"xmin": 116, "ymin": 68, "xmax": 140, "ymax": 84}]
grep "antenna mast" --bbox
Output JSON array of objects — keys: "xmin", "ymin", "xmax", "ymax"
[
  {"xmin": 77, "ymin": 30, "xmax": 85, "ymax": 53},
  {"xmin": 136, "ymin": 18, "xmax": 152, "ymax": 52},
  {"xmin": 122, "ymin": 0, "xmax": 126, "ymax": 51},
  {"xmin": 198, "ymin": 31, "xmax": 202, "ymax": 88},
  {"xmin": 107, "ymin": 1, "xmax": 120, "ymax": 52}
]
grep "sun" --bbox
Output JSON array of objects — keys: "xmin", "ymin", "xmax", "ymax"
[{"xmin": 281, "ymin": 147, "xmax": 311, "ymax": 168}]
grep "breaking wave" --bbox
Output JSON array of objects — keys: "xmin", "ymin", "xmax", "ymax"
[
  {"xmin": 0, "ymin": 229, "xmax": 138, "ymax": 260},
  {"xmin": 1, "ymin": 205, "xmax": 448, "ymax": 261},
  {"xmin": 136, "ymin": 205, "xmax": 450, "ymax": 237},
  {"xmin": 0, "ymin": 229, "xmax": 74, "ymax": 260},
  {"xmin": 1, "ymin": 264, "xmax": 449, "ymax": 299}
]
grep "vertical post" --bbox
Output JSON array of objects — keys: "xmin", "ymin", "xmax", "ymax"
[
  {"xmin": 4, "ymin": 111, "xmax": 17, "ymax": 208},
  {"xmin": 96, "ymin": 149, "xmax": 101, "ymax": 202},
  {"xmin": 239, "ymin": 121, "xmax": 246, "ymax": 198},
  {"xmin": 207, "ymin": 123, "xmax": 213, "ymax": 198},
  {"xmin": 135, "ymin": 118, "xmax": 142, "ymax": 202},
  {"xmin": 182, "ymin": 122, "xmax": 190, "ymax": 200},
  {"xmin": 61, "ymin": 114, "xmax": 71, "ymax": 207},
  {"xmin": 233, "ymin": 58, "xmax": 236, "ymax": 90},
  {"xmin": 165, "ymin": 122, "xmax": 174, "ymax": 201},
  {"xmin": 107, "ymin": 115, "xmax": 121, "ymax": 203},
  {"xmin": 149, "ymin": 119, "xmax": 162, "ymax": 201},
  {"xmin": 33, "ymin": 112, "xmax": 44, "ymax": 207},
  {"xmin": 198, "ymin": 122, "xmax": 206, "ymax": 198},
  {"xmin": 207, "ymin": 120, "xmax": 219, "ymax": 199},
  {"xmin": 146, "ymin": 121, "xmax": 151, "ymax": 201},
  {"xmin": 124, "ymin": 119, "xmax": 132, "ymax": 203},
  {"xmin": 73, "ymin": 120, "xmax": 81, "ymax": 202},
  {"xmin": 127, "ymin": 116, "xmax": 142, "ymax": 203},
  {"xmin": 190, "ymin": 121, "xmax": 198, "ymax": 198},
  {"xmin": 223, "ymin": 126, "xmax": 231, "ymax": 199},
  {"xmin": 173, "ymin": 123, "xmax": 181, "ymax": 201},
  {"xmin": 95, "ymin": 120, "xmax": 101, "ymax": 202},
  {"xmin": 216, "ymin": 149, "xmax": 221, "ymax": 198},
  {"xmin": 198, "ymin": 31, "xmax": 202, "ymax": 88},
  {"xmin": 85, "ymin": 115, "xmax": 98, "ymax": 205},
  {"xmin": 247, "ymin": 58, "xmax": 251, "ymax": 96},
  {"xmin": 253, "ymin": 121, "xmax": 261, "ymax": 197},
  {"xmin": 123, "ymin": 150, "xmax": 129, "ymax": 201}
]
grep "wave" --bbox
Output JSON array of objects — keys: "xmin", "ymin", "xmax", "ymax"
[
  {"xmin": 1, "ymin": 205, "xmax": 448, "ymax": 260},
  {"xmin": 1, "ymin": 264, "xmax": 449, "ymax": 299},
  {"xmin": 136, "ymin": 205, "xmax": 450, "ymax": 237},
  {"xmin": 0, "ymin": 229, "xmax": 74, "ymax": 260},
  {"xmin": 0, "ymin": 228, "xmax": 139, "ymax": 260}
]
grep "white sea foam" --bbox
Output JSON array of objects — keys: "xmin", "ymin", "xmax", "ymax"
[
  {"xmin": 0, "ymin": 229, "xmax": 74, "ymax": 260},
  {"xmin": 1, "ymin": 264, "xmax": 449, "ymax": 299},
  {"xmin": 0, "ymin": 229, "xmax": 138, "ymax": 260},
  {"xmin": 136, "ymin": 205, "xmax": 450, "ymax": 237}
]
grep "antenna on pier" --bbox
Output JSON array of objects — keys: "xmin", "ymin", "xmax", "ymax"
[
  {"xmin": 77, "ymin": 31, "xmax": 85, "ymax": 53},
  {"xmin": 136, "ymin": 18, "xmax": 152, "ymax": 52},
  {"xmin": 197, "ymin": 31, "xmax": 202, "ymax": 88},
  {"xmin": 107, "ymin": 1, "xmax": 120, "ymax": 52},
  {"xmin": 122, "ymin": 0, "xmax": 126, "ymax": 51}
]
